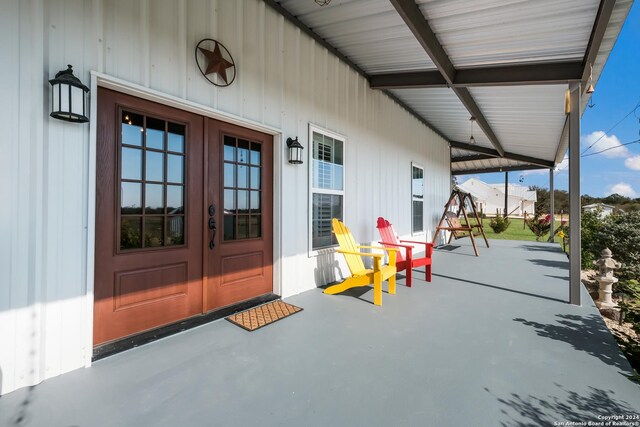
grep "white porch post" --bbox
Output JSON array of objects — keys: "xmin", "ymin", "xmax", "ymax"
[
  {"xmin": 549, "ymin": 168, "xmax": 555, "ymax": 242},
  {"xmin": 569, "ymin": 82, "xmax": 581, "ymax": 305}
]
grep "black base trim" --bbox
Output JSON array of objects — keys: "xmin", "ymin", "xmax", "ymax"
[{"xmin": 92, "ymin": 293, "xmax": 280, "ymax": 361}]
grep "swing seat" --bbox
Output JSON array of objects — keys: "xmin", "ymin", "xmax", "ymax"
[{"xmin": 445, "ymin": 212, "xmax": 481, "ymax": 239}]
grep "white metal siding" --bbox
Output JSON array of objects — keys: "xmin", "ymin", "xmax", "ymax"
[{"xmin": 0, "ymin": 0, "xmax": 450, "ymax": 395}]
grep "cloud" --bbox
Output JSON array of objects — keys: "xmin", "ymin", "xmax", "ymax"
[
  {"xmin": 581, "ymin": 131, "xmax": 629, "ymax": 158},
  {"xmin": 625, "ymin": 155, "xmax": 640, "ymax": 170},
  {"xmin": 522, "ymin": 155, "xmax": 569, "ymax": 176},
  {"xmin": 555, "ymin": 155, "xmax": 569, "ymax": 172},
  {"xmin": 606, "ymin": 182, "xmax": 638, "ymax": 198}
]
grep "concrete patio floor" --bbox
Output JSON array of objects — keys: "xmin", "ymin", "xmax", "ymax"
[{"xmin": 1, "ymin": 239, "xmax": 639, "ymax": 426}]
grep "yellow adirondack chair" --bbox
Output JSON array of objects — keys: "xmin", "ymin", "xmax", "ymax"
[{"xmin": 323, "ymin": 218, "xmax": 398, "ymax": 306}]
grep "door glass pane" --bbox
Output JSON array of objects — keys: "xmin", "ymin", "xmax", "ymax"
[
  {"xmin": 238, "ymin": 139, "xmax": 250, "ymax": 164},
  {"xmin": 224, "ymin": 189, "xmax": 236, "ymax": 213},
  {"xmin": 237, "ymin": 190, "xmax": 249, "ymax": 214},
  {"xmin": 120, "ymin": 217, "xmax": 142, "ymax": 249},
  {"xmin": 250, "ymin": 215, "xmax": 261, "ymax": 238},
  {"xmin": 224, "ymin": 215, "xmax": 236, "ymax": 240},
  {"xmin": 237, "ymin": 215, "xmax": 249, "ymax": 239},
  {"xmin": 250, "ymin": 167, "xmax": 260, "ymax": 189},
  {"xmin": 118, "ymin": 111, "xmax": 189, "ymax": 251},
  {"xmin": 146, "ymin": 117, "xmax": 165, "ymax": 150},
  {"xmin": 250, "ymin": 143, "xmax": 261, "ymax": 165},
  {"xmin": 238, "ymin": 165, "xmax": 249, "ymax": 188},
  {"xmin": 250, "ymin": 191, "xmax": 260, "ymax": 213},
  {"xmin": 121, "ymin": 147, "xmax": 142, "ymax": 180},
  {"xmin": 167, "ymin": 154, "xmax": 184, "ymax": 184},
  {"xmin": 121, "ymin": 182, "xmax": 142, "ymax": 214},
  {"xmin": 167, "ymin": 185, "xmax": 183, "ymax": 214},
  {"xmin": 144, "ymin": 216, "xmax": 164, "ymax": 247},
  {"xmin": 166, "ymin": 216, "xmax": 184, "ymax": 246},
  {"xmin": 145, "ymin": 184, "xmax": 164, "ymax": 214},
  {"xmin": 224, "ymin": 136, "xmax": 236, "ymax": 161},
  {"xmin": 224, "ymin": 163, "xmax": 235, "ymax": 187},
  {"xmin": 168, "ymin": 123, "xmax": 185, "ymax": 153},
  {"xmin": 146, "ymin": 151, "xmax": 164, "ymax": 182},
  {"xmin": 122, "ymin": 112, "xmax": 143, "ymax": 146}
]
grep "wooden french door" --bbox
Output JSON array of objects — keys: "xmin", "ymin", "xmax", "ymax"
[
  {"xmin": 94, "ymin": 88, "xmax": 273, "ymax": 346},
  {"xmin": 204, "ymin": 120, "xmax": 273, "ymax": 311}
]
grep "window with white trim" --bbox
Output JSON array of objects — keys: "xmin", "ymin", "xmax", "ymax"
[
  {"xmin": 310, "ymin": 128, "xmax": 345, "ymax": 251},
  {"xmin": 412, "ymin": 164, "xmax": 424, "ymax": 234}
]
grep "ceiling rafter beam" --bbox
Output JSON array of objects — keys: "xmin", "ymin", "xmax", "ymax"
[
  {"xmin": 389, "ymin": 0, "xmax": 505, "ymax": 156},
  {"xmin": 449, "ymin": 141, "xmax": 554, "ymax": 168},
  {"xmin": 582, "ymin": 0, "xmax": 616, "ymax": 86},
  {"xmin": 450, "ymin": 154, "xmax": 495, "ymax": 163},
  {"xmin": 370, "ymin": 62, "xmax": 583, "ymax": 89},
  {"xmin": 452, "ymin": 164, "xmax": 548, "ymax": 176},
  {"xmin": 262, "ymin": 0, "xmax": 450, "ymax": 142}
]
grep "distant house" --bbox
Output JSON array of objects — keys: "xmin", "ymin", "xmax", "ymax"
[
  {"xmin": 458, "ymin": 178, "xmax": 537, "ymax": 217},
  {"xmin": 583, "ymin": 203, "xmax": 615, "ymax": 218}
]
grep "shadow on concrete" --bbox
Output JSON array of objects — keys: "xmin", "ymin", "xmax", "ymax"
[
  {"xmin": 528, "ymin": 258, "xmax": 570, "ymax": 269},
  {"xmin": 433, "ymin": 273, "xmax": 566, "ymax": 304},
  {"xmin": 435, "ymin": 245, "xmax": 461, "ymax": 251},
  {"xmin": 513, "ymin": 314, "xmax": 633, "ymax": 374},
  {"xmin": 485, "ymin": 384, "xmax": 637, "ymax": 427},
  {"xmin": 520, "ymin": 244, "xmax": 563, "ymax": 254},
  {"xmin": 434, "ymin": 245, "xmax": 477, "ymax": 257},
  {"xmin": 544, "ymin": 274, "xmax": 570, "ymax": 281},
  {"xmin": 317, "ymin": 281, "xmax": 396, "ymax": 306}
]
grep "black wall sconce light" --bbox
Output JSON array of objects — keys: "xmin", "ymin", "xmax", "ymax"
[
  {"xmin": 286, "ymin": 137, "xmax": 304, "ymax": 164},
  {"xmin": 49, "ymin": 65, "xmax": 90, "ymax": 123}
]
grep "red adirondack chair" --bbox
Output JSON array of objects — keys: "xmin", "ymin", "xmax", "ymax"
[{"xmin": 376, "ymin": 217, "xmax": 433, "ymax": 287}]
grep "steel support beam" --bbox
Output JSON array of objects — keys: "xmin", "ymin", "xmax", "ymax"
[
  {"xmin": 388, "ymin": 0, "xmax": 456, "ymax": 82},
  {"xmin": 449, "ymin": 141, "xmax": 554, "ymax": 168},
  {"xmin": 504, "ymin": 172, "xmax": 509, "ymax": 217},
  {"xmin": 451, "ymin": 164, "xmax": 545, "ymax": 176},
  {"xmin": 389, "ymin": 0, "xmax": 505, "ymax": 156},
  {"xmin": 370, "ymin": 62, "xmax": 583, "ymax": 89},
  {"xmin": 569, "ymin": 82, "xmax": 582, "ymax": 305},
  {"xmin": 549, "ymin": 169, "xmax": 555, "ymax": 242}
]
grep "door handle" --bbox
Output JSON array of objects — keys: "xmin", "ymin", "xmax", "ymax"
[{"xmin": 208, "ymin": 205, "xmax": 216, "ymax": 250}]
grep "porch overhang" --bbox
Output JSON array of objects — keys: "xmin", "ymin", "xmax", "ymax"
[{"xmin": 265, "ymin": 0, "xmax": 632, "ymax": 174}]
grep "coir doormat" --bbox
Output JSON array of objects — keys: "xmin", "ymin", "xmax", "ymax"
[{"xmin": 226, "ymin": 300, "xmax": 303, "ymax": 331}]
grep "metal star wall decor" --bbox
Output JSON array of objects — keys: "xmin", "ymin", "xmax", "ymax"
[{"xmin": 195, "ymin": 39, "xmax": 236, "ymax": 87}]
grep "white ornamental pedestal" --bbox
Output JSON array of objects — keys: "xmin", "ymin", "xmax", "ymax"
[{"xmin": 593, "ymin": 248, "xmax": 621, "ymax": 310}]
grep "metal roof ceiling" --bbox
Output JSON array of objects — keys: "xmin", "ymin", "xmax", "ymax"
[
  {"xmin": 266, "ymin": 0, "xmax": 633, "ymax": 174},
  {"xmin": 278, "ymin": 0, "xmax": 437, "ymax": 73},
  {"xmin": 389, "ymin": 87, "xmax": 494, "ymax": 148},
  {"xmin": 416, "ymin": 0, "xmax": 599, "ymax": 68}
]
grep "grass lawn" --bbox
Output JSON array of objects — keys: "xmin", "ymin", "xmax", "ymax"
[{"xmin": 462, "ymin": 218, "xmax": 566, "ymax": 243}]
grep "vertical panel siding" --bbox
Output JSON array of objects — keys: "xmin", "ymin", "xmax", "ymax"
[{"xmin": 0, "ymin": 0, "xmax": 450, "ymax": 395}]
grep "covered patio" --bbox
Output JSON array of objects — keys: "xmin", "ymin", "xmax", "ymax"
[{"xmin": 2, "ymin": 239, "xmax": 638, "ymax": 426}]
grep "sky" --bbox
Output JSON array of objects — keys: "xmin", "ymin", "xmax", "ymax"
[{"xmin": 458, "ymin": 1, "xmax": 640, "ymax": 198}]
